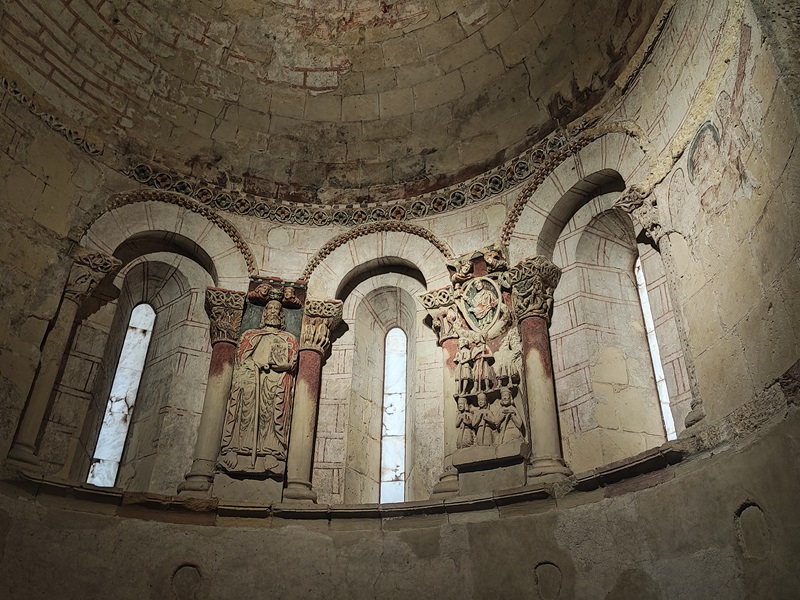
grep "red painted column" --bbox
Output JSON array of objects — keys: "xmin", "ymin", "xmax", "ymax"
[
  {"xmin": 510, "ymin": 256, "xmax": 572, "ymax": 480},
  {"xmin": 284, "ymin": 299, "xmax": 343, "ymax": 503},
  {"xmin": 179, "ymin": 287, "xmax": 245, "ymax": 496}
]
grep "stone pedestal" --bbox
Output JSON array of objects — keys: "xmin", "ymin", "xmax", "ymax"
[
  {"xmin": 7, "ymin": 248, "xmax": 120, "ymax": 469},
  {"xmin": 179, "ymin": 287, "xmax": 245, "ymax": 497},
  {"xmin": 453, "ymin": 439, "xmax": 530, "ymax": 495},
  {"xmin": 213, "ymin": 473, "xmax": 284, "ymax": 505}
]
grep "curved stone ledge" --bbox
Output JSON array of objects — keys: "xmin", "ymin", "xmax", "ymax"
[
  {"xmin": 4, "ymin": 379, "xmax": 794, "ymax": 529},
  {"xmin": 0, "ymin": 441, "xmax": 688, "ymax": 526}
]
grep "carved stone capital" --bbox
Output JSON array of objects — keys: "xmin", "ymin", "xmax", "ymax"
[
  {"xmin": 507, "ymin": 256, "xmax": 561, "ymax": 325},
  {"xmin": 418, "ymin": 286, "xmax": 460, "ymax": 345},
  {"xmin": 64, "ymin": 248, "xmax": 122, "ymax": 302},
  {"xmin": 613, "ymin": 186, "xmax": 672, "ymax": 245},
  {"xmin": 300, "ymin": 298, "xmax": 343, "ymax": 353},
  {"xmin": 205, "ymin": 287, "xmax": 246, "ymax": 345}
]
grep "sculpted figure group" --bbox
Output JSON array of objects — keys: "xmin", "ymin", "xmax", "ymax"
[{"xmin": 455, "ymin": 386, "xmax": 525, "ymax": 449}]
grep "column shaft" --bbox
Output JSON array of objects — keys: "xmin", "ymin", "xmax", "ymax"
[
  {"xmin": 179, "ymin": 286, "xmax": 245, "ymax": 496},
  {"xmin": 178, "ymin": 341, "xmax": 236, "ymax": 495},
  {"xmin": 284, "ymin": 349, "xmax": 323, "ymax": 501},
  {"xmin": 519, "ymin": 316, "xmax": 570, "ymax": 477},
  {"xmin": 7, "ymin": 297, "xmax": 80, "ymax": 465},
  {"xmin": 7, "ymin": 248, "xmax": 120, "ymax": 468},
  {"xmin": 283, "ymin": 299, "xmax": 342, "ymax": 503}
]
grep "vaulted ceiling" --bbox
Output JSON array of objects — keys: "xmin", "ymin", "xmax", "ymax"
[{"xmin": 0, "ymin": 0, "xmax": 661, "ymax": 203}]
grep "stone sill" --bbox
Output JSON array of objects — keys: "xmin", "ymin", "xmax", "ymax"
[{"xmin": 0, "ymin": 440, "xmax": 689, "ymax": 526}]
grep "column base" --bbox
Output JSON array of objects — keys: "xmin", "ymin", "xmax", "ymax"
[
  {"xmin": 430, "ymin": 469, "xmax": 459, "ymax": 499},
  {"xmin": 527, "ymin": 456, "xmax": 572, "ymax": 480},
  {"xmin": 6, "ymin": 443, "xmax": 42, "ymax": 470},
  {"xmin": 283, "ymin": 479, "xmax": 317, "ymax": 503},
  {"xmin": 177, "ymin": 473, "xmax": 214, "ymax": 498},
  {"xmin": 684, "ymin": 406, "xmax": 706, "ymax": 429}
]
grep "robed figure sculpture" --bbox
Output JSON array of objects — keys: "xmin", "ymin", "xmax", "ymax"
[{"xmin": 218, "ymin": 298, "xmax": 299, "ymax": 477}]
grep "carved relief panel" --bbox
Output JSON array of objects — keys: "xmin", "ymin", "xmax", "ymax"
[{"xmin": 421, "ymin": 244, "xmax": 530, "ymax": 466}]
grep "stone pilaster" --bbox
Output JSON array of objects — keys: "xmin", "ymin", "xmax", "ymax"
[
  {"xmin": 506, "ymin": 255, "xmax": 572, "ymax": 480},
  {"xmin": 7, "ymin": 248, "xmax": 121, "ymax": 468},
  {"xmin": 179, "ymin": 287, "xmax": 245, "ymax": 496},
  {"xmin": 284, "ymin": 298, "xmax": 343, "ymax": 503}
]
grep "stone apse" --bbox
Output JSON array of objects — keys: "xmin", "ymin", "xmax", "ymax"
[{"xmin": 0, "ymin": 0, "xmax": 799, "ymax": 597}]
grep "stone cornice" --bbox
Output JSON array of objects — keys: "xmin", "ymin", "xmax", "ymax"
[{"xmin": 0, "ymin": 76, "xmax": 103, "ymax": 157}]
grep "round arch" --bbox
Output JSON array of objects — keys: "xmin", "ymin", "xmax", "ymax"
[
  {"xmin": 503, "ymin": 129, "xmax": 650, "ymax": 264},
  {"xmin": 80, "ymin": 190, "xmax": 255, "ymax": 290},
  {"xmin": 304, "ymin": 223, "xmax": 452, "ymax": 298}
]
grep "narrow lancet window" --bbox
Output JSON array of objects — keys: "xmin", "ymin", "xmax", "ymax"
[
  {"xmin": 87, "ymin": 303, "xmax": 156, "ymax": 486},
  {"xmin": 380, "ymin": 327, "xmax": 407, "ymax": 503},
  {"xmin": 634, "ymin": 258, "xmax": 677, "ymax": 440}
]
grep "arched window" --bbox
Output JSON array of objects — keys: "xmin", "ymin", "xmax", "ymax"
[
  {"xmin": 634, "ymin": 257, "xmax": 677, "ymax": 440},
  {"xmin": 86, "ymin": 303, "xmax": 155, "ymax": 487},
  {"xmin": 380, "ymin": 327, "xmax": 407, "ymax": 503}
]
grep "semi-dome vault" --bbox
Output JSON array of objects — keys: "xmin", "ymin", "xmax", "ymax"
[{"xmin": 0, "ymin": 0, "xmax": 661, "ymax": 203}]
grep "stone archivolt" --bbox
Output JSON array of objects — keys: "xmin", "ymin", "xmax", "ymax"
[
  {"xmin": 301, "ymin": 220, "xmax": 454, "ymax": 282},
  {"xmin": 82, "ymin": 189, "xmax": 259, "ymax": 277}
]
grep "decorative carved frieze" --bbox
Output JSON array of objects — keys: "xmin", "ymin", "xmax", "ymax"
[
  {"xmin": 205, "ymin": 287, "xmax": 246, "ymax": 345},
  {"xmin": 123, "ymin": 120, "xmax": 596, "ymax": 228},
  {"xmin": 504, "ymin": 256, "xmax": 562, "ymax": 325},
  {"xmin": 1, "ymin": 76, "xmax": 103, "ymax": 156},
  {"xmin": 63, "ymin": 248, "xmax": 122, "ymax": 303},
  {"xmin": 419, "ymin": 286, "xmax": 454, "ymax": 311},
  {"xmin": 299, "ymin": 299, "xmax": 343, "ymax": 354}
]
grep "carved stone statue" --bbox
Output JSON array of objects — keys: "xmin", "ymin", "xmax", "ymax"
[
  {"xmin": 455, "ymin": 396, "xmax": 474, "ymax": 449},
  {"xmin": 494, "ymin": 328, "xmax": 522, "ymax": 385},
  {"xmin": 472, "ymin": 392, "xmax": 497, "ymax": 446},
  {"xmin": 218, "ymin": 298, "xmax": 299, "ymax": 477},
  {"xmin": 471, "ymin": 334, "xmax": 495, "ymax": 392},
  {"xmin": 467, "ymin": 280, "xmax": 498, "ymax": 327},
  {"xmin": 496, "ymin": 387, "xmax": 525, "ymax": 445},
  {"xmin": 454, "ymin": 335, "xmax": 475, "ymax": 396}
]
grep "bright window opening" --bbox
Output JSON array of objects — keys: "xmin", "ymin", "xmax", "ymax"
[
  {"xmin": 87, "ymin": 303, "xmax": 156, "ymax": 486},
  {"xmin": 635, "ymin": 258, "xmax": 677, "ymax": 440},
  {"xmin": 380, "ymin": 327, "xmax": 407, "ymax": 503}
]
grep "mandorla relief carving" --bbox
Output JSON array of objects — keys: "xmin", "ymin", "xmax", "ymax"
[
  {"xmin": 436, "ymin": 244, "xmax": 529, "ymax": 454},
  {"xmin": 218, "ymin": 289, "xmax": 299, "ymax": 477}
]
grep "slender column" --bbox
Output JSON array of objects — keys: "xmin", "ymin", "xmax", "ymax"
[
  {"xmin": 284, "ymin": 298, "xmax": 342, "ymax": 503},
  {"xmin": 419, "ymin": 287, "xmax": 460, "ymax": 497},
  {"xmin": 615, "ymin": 187, "xmax": 705, "ymax": 429},
  {"xmin": 508, "ymin": 256, "xmax": 572, "ymax": 480},
  {"xmin": 7, "ymin": 248, "xmax": 121, "ymax": 468},
  {"xmin": 178, "ymin": 287, "xmax": 245, "ymax": 496}
]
